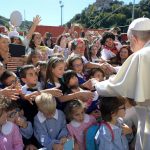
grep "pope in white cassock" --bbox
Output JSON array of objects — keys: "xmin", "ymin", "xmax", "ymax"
[{"xmin": 93, "ymin": 18, "xmax": 150, "ymax": 150}]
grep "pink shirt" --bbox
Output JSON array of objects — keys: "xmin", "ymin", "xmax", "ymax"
[
  {"xmin": 0, "ymin": 133, "xmax": 7, "ymax": 150},
  {"xmin": 0, "ymin": 121, "xmax": 24, "ymax": 150},
  {"xmin": 67, "ymin": 114, "xmax": 96, "ymax": 150}
]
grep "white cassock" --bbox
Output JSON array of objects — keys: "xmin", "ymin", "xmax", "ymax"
[{"xmin": 95, "ymin": 41, "xmax": 150, "ymax": 150}]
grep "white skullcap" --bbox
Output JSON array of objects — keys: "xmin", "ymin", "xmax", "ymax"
[
  {"xmin": 8, "ymin": 30, "xmax": 19, "ymax": 38},
  {"xmin": 129, "ymin": 17, "xmax": 150, "ymax": 31}
]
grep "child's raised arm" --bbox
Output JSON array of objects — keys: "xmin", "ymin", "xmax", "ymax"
[{"xmin": 25, "ymin": 15, "xmax": 41, "ymax": 40}]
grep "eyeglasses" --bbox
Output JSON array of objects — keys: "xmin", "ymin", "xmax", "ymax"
[
  {"xmin": 73, "ymin": 63, "xmax": 83, "ymax": 68},
  {"xmin": 6, "ymin": 78, "xmax": 19, "ymax": 86},
  {"xmin": 7, "ymin": 108, "xmax": 20, "ymax": 118}
]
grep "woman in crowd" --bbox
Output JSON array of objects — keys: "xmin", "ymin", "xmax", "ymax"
[{"xmin": 100, "ymin": 31, "xmax": 122, "ymax": 61}]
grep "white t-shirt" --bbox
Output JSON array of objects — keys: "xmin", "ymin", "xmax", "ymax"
[{"xmin": 101, "ymin": 42, "xmax": 122, "ymax": 60}]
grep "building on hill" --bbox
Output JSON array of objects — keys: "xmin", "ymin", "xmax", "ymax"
[{"xmin": 95, "ymin": 0, "xmax": 113, "ymax": 10}]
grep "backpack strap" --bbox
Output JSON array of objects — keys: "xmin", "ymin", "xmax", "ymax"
[
  {"xmin": 99, "ymin": 121, "xmax": 115, "ymax": 141},
  {"xmin": 84, "ymin": 121, "xmax": 115, "ymax": 150}
]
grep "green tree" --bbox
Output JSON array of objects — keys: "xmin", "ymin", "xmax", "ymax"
[{"xmin": 66, "ymin": 0, "xmax": 150, "ymax": 31}]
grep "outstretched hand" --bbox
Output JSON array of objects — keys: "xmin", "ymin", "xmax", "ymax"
[
  {"xmin": 24, "ymin": 91, "xmax": 40, "ymax": 105},
  {"xmin": 33, "ymin": 15, "xmax": 41, "ymax": 25},
  {"xmin": 45, "ymin": 88, "xmax": 63, "ymax": 97},
  {"xmin": 76, "ymin": 90, "xmax": 94, "ymax": 102},
  {"xmin": 100, "ymin": 62, "xmax": 116, "ymax": 75},
  {"xmin": 1, "ymin": 86, "xmax": 20, "ymax": 100}
]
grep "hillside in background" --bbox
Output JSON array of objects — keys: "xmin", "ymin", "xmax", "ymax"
[
  {"xmin": 67, "ymin": 0, "xmax": 150, "ymax": 32},
  {"xmin": 1, "ymin": 0, "xmax": 150, "ymax": 33}
]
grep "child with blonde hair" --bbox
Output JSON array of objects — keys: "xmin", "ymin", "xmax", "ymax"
[{"xmin": 34, "ymin": 93, "xmax": 68, "ymax": 150}]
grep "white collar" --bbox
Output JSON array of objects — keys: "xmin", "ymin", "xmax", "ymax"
[
  {"xmin": 77, "ymin": 73, "xmax": 84, "ymax": 78},
  {"xmin": 24, "ymin": 82, "xmax": 41, "ymax": 90},
  {"xmin": 70, "ymin": 114, "xmax": 90, "ymax": 127},
  {"xmin": 37, "ymin": 109, "xmax": 58, "ymax": 123},
  {"xmin": 1, "ymin": 121, "xmax": 13, "ymax": 135},
  {"xmin": 54, "ymin": 82, "xmax": 61, "ymax": 88}
]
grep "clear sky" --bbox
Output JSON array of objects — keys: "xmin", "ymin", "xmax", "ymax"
[{"xmin": 0, "ymin": 0, "xmax": 140, "ymax": 26}]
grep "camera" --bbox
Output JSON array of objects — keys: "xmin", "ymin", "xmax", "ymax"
[{"xmin": 46, "ymin": 32, "xmax": 52, "ymax": 39}]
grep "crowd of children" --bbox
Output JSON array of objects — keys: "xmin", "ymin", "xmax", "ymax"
[{"xmin": 0, "ymin": 15, "xmax": 137, "ymax": 150}]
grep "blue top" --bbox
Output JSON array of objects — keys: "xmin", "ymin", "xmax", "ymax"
[
  {"xmin": 20, "ymin": 120, "xmax": 33, "ymax": 139},
  {"xmin": 47, "ymin": 82, "xmax": 56, "ymax": 89},
  {"xmin": 46, "ymin": 79, "xmax": 65, "ymax": 92},
  {"xmin": 34, "ymin": 109, "xmax": 68, "ymax": 150},
  {"xmin": 77, "ymin": 73, "xmax": 86, "ymax": 85},
  {"xmin": 0, "ymin": 82, "xmax": 5, "ymax": 89},
  {"xmin": 46, "ymin": 80, "xmax": 67, "ymax": 111},
  {"xmin": 95, "ymin": 123, "xmax": 129, "ymax": 150}
]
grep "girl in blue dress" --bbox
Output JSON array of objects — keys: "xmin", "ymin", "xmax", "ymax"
[{"xmin": 95, "ymin": 97, "xmax": 132, "ymax": 150}]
